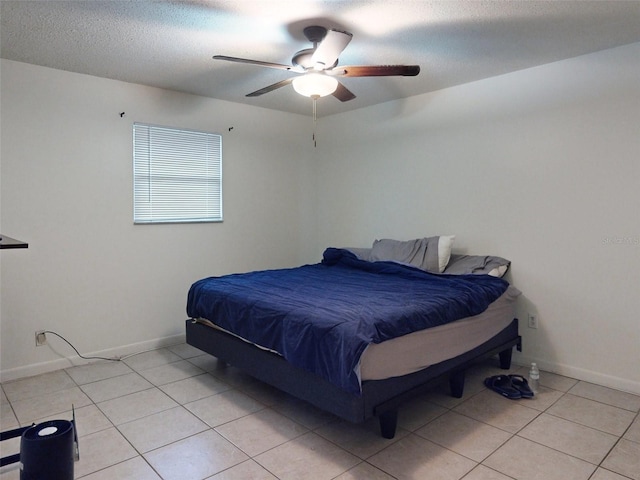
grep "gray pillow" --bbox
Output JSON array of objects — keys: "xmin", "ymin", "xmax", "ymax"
[
  {"xmin": 369, "ymin": 236, "xmax": 452, "ymax": 273},
  {"xmin": 444, "ymin": 255, "xmax": 511, "ymax": 277}
]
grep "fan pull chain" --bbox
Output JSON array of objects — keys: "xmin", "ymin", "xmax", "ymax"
[{"xmin": 312, "ymin": 95, "xmax": 318, "ymax": 147}]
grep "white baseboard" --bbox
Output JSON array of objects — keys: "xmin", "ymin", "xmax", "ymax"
[
  {"xmin": 514, "ymin": 352, "xmax": 640, "ymax": 396},
  {"xmin": 4, "ymin": 339, "xmax": 638, "ymax": 397},
  {"xmin": 0, "ymin": 333, "xmax": 186, "ymax": 383}
]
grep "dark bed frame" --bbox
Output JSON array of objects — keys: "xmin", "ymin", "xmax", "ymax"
[{"xmin": 186, "ymin": 318, "xmax": 521, "ymax": 439}]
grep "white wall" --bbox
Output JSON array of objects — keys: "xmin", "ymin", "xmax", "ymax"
[
  {"xmin": 0, "ymin": 60, "xmax": 315, "ymax": 380},
  {"xmin": 315, "ymin": 43, "xmax": 640, "ymax": 394}
]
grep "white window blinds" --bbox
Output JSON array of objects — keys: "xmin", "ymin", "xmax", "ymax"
[{"xmin": 133, "ymin": 123, "xmax": 222, "ymax": 224}]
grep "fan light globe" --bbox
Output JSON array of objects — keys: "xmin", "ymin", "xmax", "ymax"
[{"xmin": 292, "ymin": 73, "xmax": 338, "ymax": 97}]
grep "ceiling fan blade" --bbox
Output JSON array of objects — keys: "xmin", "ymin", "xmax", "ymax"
[
  {"xmin": 332, "ymin": 65, "xmax": 420, "ymax": 77},
  {"xmin": 213, "ymin": 55, "xmax": 302, "ymax": 72},
  {"xmin": 246, "ymin": 78, "xmax": 294, "ymax": 97},
  {"xmin": 311, "ymin": 29, "xmax": 352, "ymax": 70},
  {"xmin": 332, "ymin": 82, "xmax": 356, "ymax": 102}
]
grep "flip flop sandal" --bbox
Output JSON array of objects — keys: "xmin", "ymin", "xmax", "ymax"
[
  {"xmin": 508, "ymin": 374, "xmax": 535, "ymax": 398},
  {"xmin": 484, "ymin": 375, "xmax": 521, "ymax": 399}
]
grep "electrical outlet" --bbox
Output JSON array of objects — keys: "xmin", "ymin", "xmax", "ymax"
[
  {"xmin": 35, "ymin": 331, "xmax": 47, "ymax": 346},
  {"xmin": 527, "ymin": 313, "xmax": 538, "ymax": 329}
]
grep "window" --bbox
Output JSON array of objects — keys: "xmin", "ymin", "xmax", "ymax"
[{"xmin": 133, "ymin": 123, "xmax": 222, "ymax": 224}]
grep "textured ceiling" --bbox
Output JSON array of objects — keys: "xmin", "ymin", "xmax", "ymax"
[{"xmin": 2, "ymin": 0, "xmax": 640, "ymax": 117}]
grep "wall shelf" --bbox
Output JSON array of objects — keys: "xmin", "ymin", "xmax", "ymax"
[{"xmin": 0, "ymin": 235, "xmax": 29, "ymax": 249}]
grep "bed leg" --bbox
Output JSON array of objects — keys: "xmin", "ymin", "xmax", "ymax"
[
  {"xmin": 378, "ymin": 409, "xmax": 398, "ymax": 439},
  {"xmin": 449, "ymin": 369, "xmax": 465, "ymax": 398},
  {"xmin": 499, "ymin": 347, "xmax": 513, "ymax": 369}
]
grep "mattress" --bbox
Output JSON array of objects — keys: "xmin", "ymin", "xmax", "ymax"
[
  {"xmin": 359, "ymin": 285, "xmax": 520, "ymax": 380},
  {"xmin": 194, "ymin": 285, "xmax": 520, "ymax": 383}
]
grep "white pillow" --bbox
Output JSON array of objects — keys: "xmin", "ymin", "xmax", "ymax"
[
  {"xmin": 488, "ymin": 265, "xmax": 509, "ymax": 277},
  {"xmin": 437, "ymin": 235, "xmax": 456, "ymax": 273}
]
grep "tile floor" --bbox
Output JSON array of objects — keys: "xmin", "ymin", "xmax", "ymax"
[{"xmin": 1, "ymin": 344, "xmax": 639, "ymax": 480}]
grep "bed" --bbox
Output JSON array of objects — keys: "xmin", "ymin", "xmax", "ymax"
[{"xmin": 185, "ymin": 238, "xmax": 522, "ymax": 438}]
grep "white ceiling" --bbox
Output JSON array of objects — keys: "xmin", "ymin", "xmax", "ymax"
[{"xmin": 2, "ymin": 0, "xmax": 640, "ymax": 117}]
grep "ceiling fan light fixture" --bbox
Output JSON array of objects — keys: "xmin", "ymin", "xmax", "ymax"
[{"xmin": 292, "ymin": 73, "xmax": 338, "ymax": 98}]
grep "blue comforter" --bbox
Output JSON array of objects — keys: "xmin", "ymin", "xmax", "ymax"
[{"xmin": 187, "ymin": 248, "xmax": 509, "ymax": 394}]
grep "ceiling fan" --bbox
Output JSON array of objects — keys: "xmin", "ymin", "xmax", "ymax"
[{"xmin": 213, "ymin": 26, "xmax": 420, "ymax": 102}]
